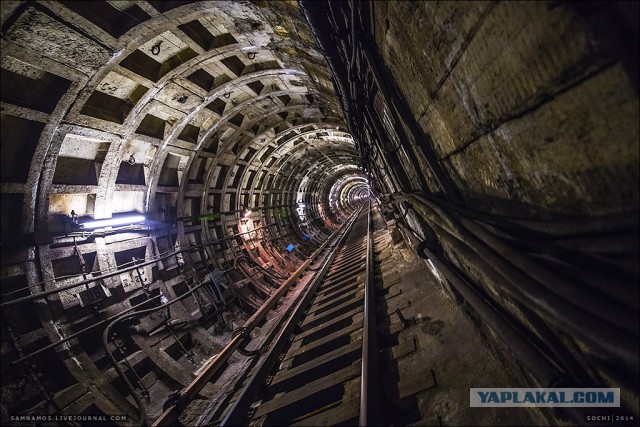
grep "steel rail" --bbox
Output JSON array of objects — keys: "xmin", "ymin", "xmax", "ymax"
[
  {"xmin": 359, "ymin": 199, "xmax": 379, "ymax": 425},
  {"xmin": 152, "ymin": 209, "xmax": 360, "ymax": 426},
  {"xmin": 216, "ymin": 202, "xmax": 374, "ymax": 426},
  {"xmin": 219, "ymin": 204, "xmax": 364, "ymax": 426}
]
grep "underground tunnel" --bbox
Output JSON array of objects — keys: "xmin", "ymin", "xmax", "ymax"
[{"xmin": 0, "ymin": 1, "xmax": 638, "ymax": 426}]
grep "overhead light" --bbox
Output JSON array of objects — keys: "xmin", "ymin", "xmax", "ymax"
[
  {"xmin": 82, "ymin": 215, "xmax": 145, "ymax": 230},
  {"xmin": 243, "ymin": 209, "xmax": 252, "ymax": 218}
]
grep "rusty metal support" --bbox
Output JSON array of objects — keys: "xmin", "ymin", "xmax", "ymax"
[
  {"xmin": 10, "ymin": 294, "xmax": 162, "ymax": 366},
  {"xmin": 1, "ymin": 224, "xmax": 277, "ymax": 309},
  {"xmin": 113, "ymin": 338, "xmax": 151, "ymax": 401}
]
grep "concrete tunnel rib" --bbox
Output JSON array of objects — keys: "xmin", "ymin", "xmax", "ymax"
[{"xmin": 0, "ymin": 1, "xmax": 638, "ymax": 425}]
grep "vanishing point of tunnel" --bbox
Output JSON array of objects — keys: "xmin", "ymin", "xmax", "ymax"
[{"xmin": 0, "ymin": 1, "xmax": 638, "ymax": 426}]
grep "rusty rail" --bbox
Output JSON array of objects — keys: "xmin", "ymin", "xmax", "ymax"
[
  {"xmin": 212, "ymin": 202, "xmax": 373, "ymax": 426},
  {"xmin": 152, "ymin": 215, "xmax": 357, "ymax": 426},
  {"xmin": 359, "ymin": 199, "xmax": 379, "ymax": 425}
]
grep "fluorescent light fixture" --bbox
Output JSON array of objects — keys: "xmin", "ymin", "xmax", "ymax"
[{"xmin": 82, "ymin": 215, "xmax": 145, "ymax": 230}]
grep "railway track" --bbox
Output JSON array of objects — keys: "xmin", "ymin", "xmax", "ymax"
[{"xmin": 217, "ymin": 202, "xmax": 378, "ymax": 426}]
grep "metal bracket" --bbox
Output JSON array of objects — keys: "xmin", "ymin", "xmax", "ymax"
[
  {"xmin": 395, "ymin": 308, "xmax": 414, "ymax": 329},
  {"xmin": 151, "ymin": 41, "xmax": 162, "ymax": 56},
  {"xmin": 163, "ymin": 390, "xmax": 185, "ymax": 411},
  {"xmin": 233, "ymin": 327, "xmax": 267, "ymax": 357}
]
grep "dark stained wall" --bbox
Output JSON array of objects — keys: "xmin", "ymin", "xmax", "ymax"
[{"xmin": 301, "ymin": 0, "xmax": 639, "ymax": 419}]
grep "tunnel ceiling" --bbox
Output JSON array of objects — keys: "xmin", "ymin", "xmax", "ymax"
[{"xmin": 0, "ymin": 0, "xmax": 367, "ymax": 247}]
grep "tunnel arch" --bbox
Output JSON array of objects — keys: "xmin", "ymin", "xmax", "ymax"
[
  {"xmin": 0, "ymin": 1, "xmax": 368, "ymax": 419},
  {"xmin": 1, "ymin": 0, "xmax": 364, "ymax": 260}
]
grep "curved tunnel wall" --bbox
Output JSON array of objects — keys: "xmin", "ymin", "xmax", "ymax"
[
  {"xmin": 0, "ymin": 0, "xmax": 638, "ymax": 423},
  {"xmin": 301, "ymin": 0, "xmax": 639, "ymax": 417},
  {"xmin": 0, "ymin": 0, "xmax": 366, "ymax": 420}
]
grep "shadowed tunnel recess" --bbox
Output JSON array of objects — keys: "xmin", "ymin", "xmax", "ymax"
[{"xmin": 0, "ymin": 0, "xmax": 638, "ymax": 426}]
